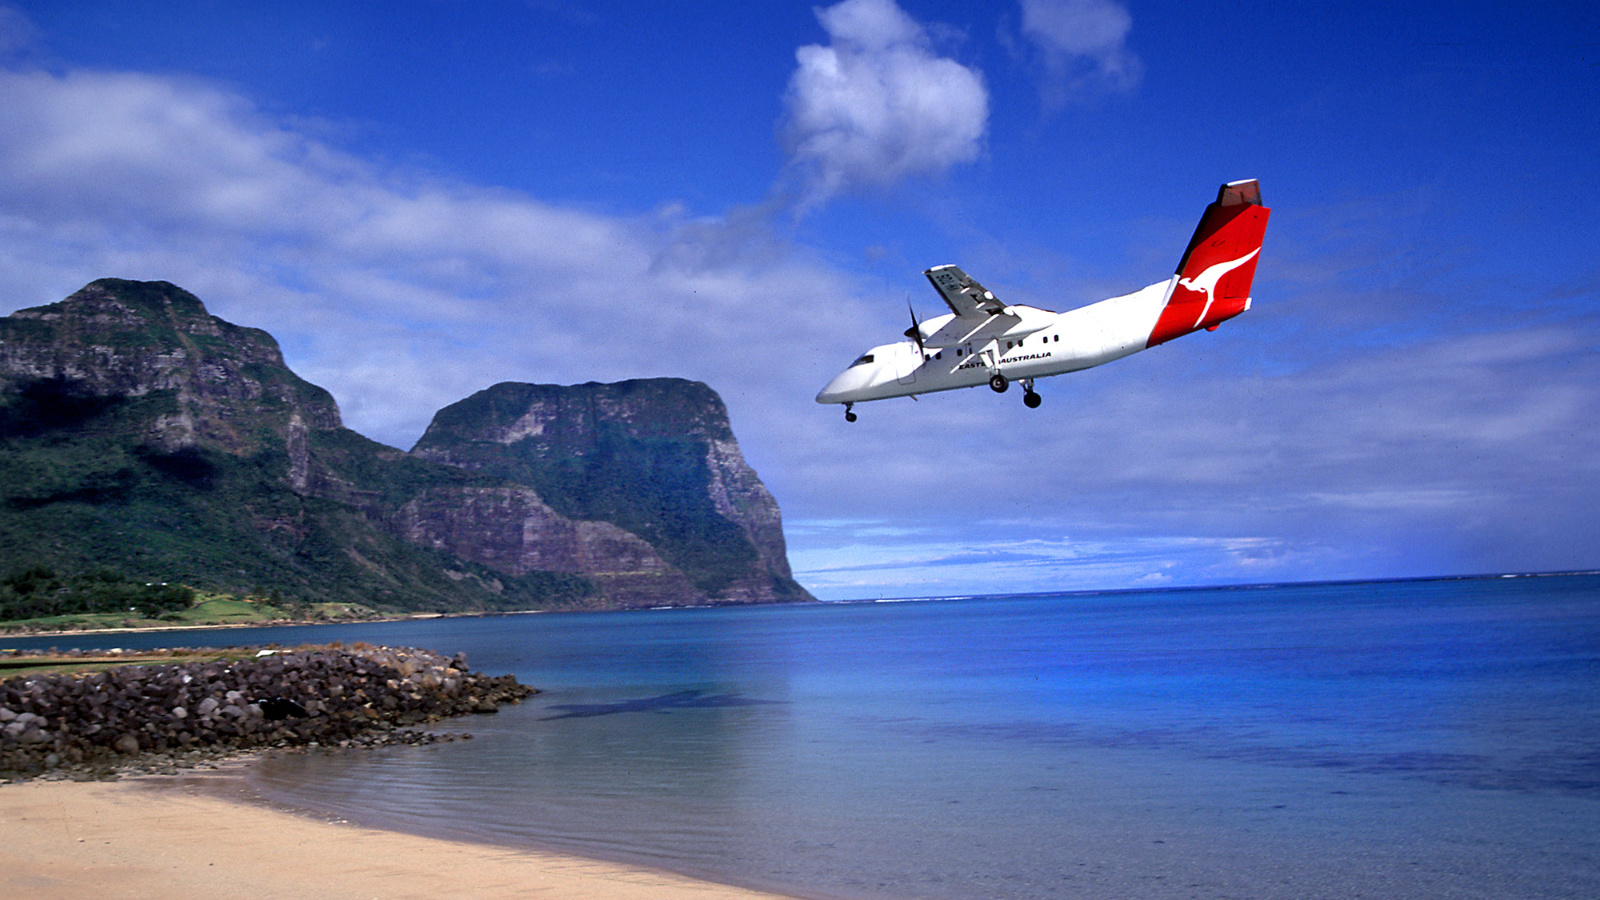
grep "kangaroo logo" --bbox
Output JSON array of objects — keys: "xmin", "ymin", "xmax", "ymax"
[{"xmin": 1178, "ymin": 247, "xmax": 1260, "ymax": 328}]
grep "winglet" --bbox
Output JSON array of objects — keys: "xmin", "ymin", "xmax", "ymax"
[{"xmin": 1147, "ymin": 179, "xmax": 1271, "ymax": 347}]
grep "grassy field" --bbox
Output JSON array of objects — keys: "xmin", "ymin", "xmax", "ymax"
[
  {"xmin": 176, "ymin": 596, "xmax": 290, "ymax": 623},
  {"xmin": 0, "ymin": 591, "xmax": 384, "ymax": 635}
]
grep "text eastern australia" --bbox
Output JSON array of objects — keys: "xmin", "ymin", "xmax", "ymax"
[{"xmin": 958, "ymin": 350, "xmax": 1053, "ymax": 370}]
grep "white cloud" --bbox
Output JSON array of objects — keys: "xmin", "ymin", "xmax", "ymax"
[
  {"xmin": 787, "ymin": 525, "xmax": 1325, "ymax": 600},
  {"xmin": 0, "ymin": 68, "xmax": 869, "ymax": 454},
  {"xmin": 780, "ymin": 0, "xmax": 988, "ymax": 211},
  {"xmin": 1017, "ymin": 0, "xmax": 1141, "ymax": 102}
]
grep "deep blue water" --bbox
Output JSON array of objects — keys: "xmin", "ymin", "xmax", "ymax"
[{"xmin": 8, "ymin": 576, "xmax": 1600, "ymax": 899}]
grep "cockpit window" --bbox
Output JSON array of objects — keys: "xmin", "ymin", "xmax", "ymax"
[{"xmin": 850, "ymin": 353, "xmax": 875, "ymax": 367}]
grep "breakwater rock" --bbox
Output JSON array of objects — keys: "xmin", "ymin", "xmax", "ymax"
[{"xmin": 0, "ymin": 644, "xmax": 534, "ymax": 781}]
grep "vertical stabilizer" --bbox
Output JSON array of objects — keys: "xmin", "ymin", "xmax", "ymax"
[{"xmin": 1146, "ymin": 179, "xmax": 1271, "ymax": 347}]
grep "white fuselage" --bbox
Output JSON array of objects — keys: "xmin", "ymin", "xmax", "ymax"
[{"xmin": 816, "ymin": 277, "xmax": 1177, "ymax": 405}]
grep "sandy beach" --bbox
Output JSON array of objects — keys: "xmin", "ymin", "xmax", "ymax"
[{"xmin": 0, "ymin": 774, "xmax": 803, "ymax": 900}]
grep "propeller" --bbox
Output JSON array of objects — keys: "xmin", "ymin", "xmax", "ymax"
[{"xmin": 903, "ymin": 297, "xmax": 927, "ymax": 359}]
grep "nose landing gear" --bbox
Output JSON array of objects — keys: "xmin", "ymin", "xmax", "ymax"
[{"xmin": 844, "ymin": 402, "xmax": 857, "ymax": 423}]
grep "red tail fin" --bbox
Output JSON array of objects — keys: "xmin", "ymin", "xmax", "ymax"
[{"xmin": 1146, "ymin": 180, "xmax": 1270, "ymax": 347}]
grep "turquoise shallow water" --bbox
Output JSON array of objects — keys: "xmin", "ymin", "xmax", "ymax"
[{"xmin": 12, "ymin": 576, "xmax": 1600, "ymax": 899}]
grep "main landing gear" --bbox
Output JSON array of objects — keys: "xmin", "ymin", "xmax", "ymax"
[
  {"xmin": 844, "ymin": 402, "xmax": 857, "ymax": 423},
  {"xmin": 991, "ymin": 373, "xmax": 1042, "ymax": 408}
]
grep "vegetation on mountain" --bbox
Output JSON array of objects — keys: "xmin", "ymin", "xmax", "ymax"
[
  {"xmin": 0, "ymin": 566, "xmax": 195, "ymax": 621},
  {"xmin": 0, "ymin": 379, "xmax": 592, "ymax": 615}
]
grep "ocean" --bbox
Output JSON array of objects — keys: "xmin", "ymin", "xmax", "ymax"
[{"xmin": 8, "ymin": 575, "xmax": 1599, "ymax": 899}]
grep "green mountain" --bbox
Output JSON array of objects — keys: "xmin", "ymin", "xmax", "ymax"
[{"xmin": 0, "ymin": 279, "xmax": 811, "ymax": 615}]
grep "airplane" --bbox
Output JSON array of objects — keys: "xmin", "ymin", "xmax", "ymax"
[{"xmin": 816, "ymin": 179, "xmax": 1271, "ymax": 421}]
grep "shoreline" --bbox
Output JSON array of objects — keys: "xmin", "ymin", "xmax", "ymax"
[
  {"xmin": 0, "ymin": 771, "xmax": 810, "ymax": 900},
  {"xmin": 0, "ymin": 609, "xmax": 547, "ymax": 640}
]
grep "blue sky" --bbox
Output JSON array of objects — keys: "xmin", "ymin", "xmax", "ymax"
[{"xmin": 1, "ymin": 1, "xmax": 1596, "ymax": 599}]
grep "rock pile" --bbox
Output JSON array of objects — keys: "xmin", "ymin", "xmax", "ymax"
[{"xmin": 0, "ymin": 644, "xmax": 534, "ymax": 781}]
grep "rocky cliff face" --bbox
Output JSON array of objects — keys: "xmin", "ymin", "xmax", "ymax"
[
  {"xmin": 407, "ymin": 380, "xmax": 809, "ymax": 605},
  {"xmin": 393, "ymin": 486, "xmax": 703, "ymax": 606},
  {"xmin": 0, "ymin": 279, "xmax": 812, "ymax": 611},
  {"xmin": 0, "ymin": 280, "xmax": 340, "ymax": 465}
]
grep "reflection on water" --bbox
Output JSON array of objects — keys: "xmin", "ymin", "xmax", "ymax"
[{"xmin": 541, "ymin": 690, "xmax": 783, "ymax": 719}]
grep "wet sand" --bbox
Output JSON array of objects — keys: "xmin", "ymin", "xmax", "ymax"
[{"xmin": 0, "ymin": 775, "xmax": 804, "ymax": 900}]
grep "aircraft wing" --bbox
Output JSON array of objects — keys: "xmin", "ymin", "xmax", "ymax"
[{"xmin": 923, "ymin": 265, "xmax": 1010, "ymax": 319}]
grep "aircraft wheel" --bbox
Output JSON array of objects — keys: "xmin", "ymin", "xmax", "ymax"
[
  {"xmin": 1023, "ymin": 390, "xmax": 1042, "ymax": 409},
  {"xmin": 844, "ymin": 410, "xmax": 857, "ymax": 423},
  {"xmin": 989, "ymin": 374, "xmax": 1009, "ymax": 393}
]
